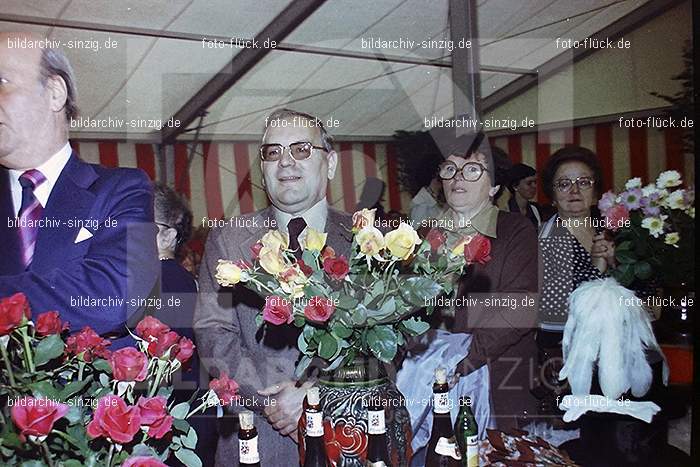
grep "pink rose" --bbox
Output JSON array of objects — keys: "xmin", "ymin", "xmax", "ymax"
[
  {"xmin": 303, "ymin": 297, "xmax": 335, "ymax": 323},
  {"xmin": 0, "ymin": 292, "xmax": 31, "ymax": 335},
  {"xmin": 35, "ymin": 311, "xmax": 68, "ymax": 336},
  {"xmin": 122, "ymin": 457, "xmax": 168, "ymax": 467},
  {"xmin": 66, "ymin": 327, "xmax": 112, "ymax": 362},
  {"xmin": 297, "ymin": 259, "xmax": 313, "ymax": 277},
  {"xmin": 86, "ymin": 395, "xmax": 141, "ymax": 444},
  {"xmin": 109, "ymin": 347, "xmax": 149, "ymax": 382},
  {"xmin": 209, "ymin": 372, "xmax": 240, "ymax": 406},
  {"xmin": 147, "ymin": 330, "xmax": 180, "ymax": 358},
  {"xmin": 464, "ymin": 234, "xmax": 492, "ymax": 265},
  {"xmin": 425, "ymin": 228, "xmax": 446, "ymax": 252},
  {"xmin": 321, "ymin": 246, "xmax": 336, "ymax": 261},
  {"xmin": 251, "ymin": 241, "xmax": 264, "ymax": 259},
  {"xmin": 263, "ymin": 296, "xmax": 293, "ymax": 325},
  {"xmin": 323, "ymin": 256, "xmax": 350, "ymax": 281},
  {"xmin": 135, "ymin": 316, "xmax": 170, "ymax": 342},
  {"xmin": 175, "ymin": 336, "xmax": 195, "ymax": 364},
  {"xmin": 136, "ymin": 396, "xmax": 173, "ymax": 439},
  {"xmin": 605, "ymin": 204, "xmax": 630, "ymax": 232},
  {"xmin": 11, "ymin": 397, "xmax": 69, "ymax": 442}
]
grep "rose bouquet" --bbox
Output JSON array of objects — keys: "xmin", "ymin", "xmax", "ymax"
[
  {"xmin": 598, "ymin": 170, "xmax": 695, "ymax": 287},
  {"xmin": 0, "ymin": 293, "xmax": 233, "ymax": 467},
  {"xmin": 215, "ymin": 208, "xmax": 486, "ymax": 376}
]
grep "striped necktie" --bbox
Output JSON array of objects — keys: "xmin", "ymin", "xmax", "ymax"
[{"xmin": 18, "ymin": 169, "xmax": 47, "ymax": 268}]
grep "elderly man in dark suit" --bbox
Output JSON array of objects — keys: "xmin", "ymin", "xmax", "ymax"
[
  {"xmin": 194, "ymin": 108, "xmax": 353, "ymax": 466},
  {"xmin": 0, "ymin": 32, "xmax": 158, "ymax": 347}
]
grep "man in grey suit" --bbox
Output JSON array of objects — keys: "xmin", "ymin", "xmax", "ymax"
[{"xmin": 194, "ymin": 108, "xmax": 353, "ymax": 466}]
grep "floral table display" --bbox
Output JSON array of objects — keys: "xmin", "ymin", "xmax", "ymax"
[
  {"xmin": 215, "ymin": 208, "xmax": 485, "ymax": 466},
  {"xmin": 0, "ymin": 294, "xmax": 224, "ymax": 467}
]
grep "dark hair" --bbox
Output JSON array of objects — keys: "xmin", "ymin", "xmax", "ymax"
[
  {"xmin": 507, "ymin": 163, "xmax": 537, "ymax": 193},
  {"xmin": 490, "ymin": 145, "xmax": 512, "ymax": 197},
  {"xmin": 39, "ymin": 47, "xmax": 79, "ymax": 122},
  {"xmin": 153, "ymin": 183, "xmax": 193, "ymax": 253},
  {"xmin": 542, "ymin": 146, "xmax": 603, "ymax": 200}
]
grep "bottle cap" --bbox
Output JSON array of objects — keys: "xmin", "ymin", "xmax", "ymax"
[
  {"xmin": 307, "ymin": 387, "xmax": 320, "ymax": 405},
  {"xmin": 435, "ymin": 367, "xmax": 447, "ymax": 384},
  {"xmin": 239, "ymin": 410, "xmax": 254, "ymax": 429}
]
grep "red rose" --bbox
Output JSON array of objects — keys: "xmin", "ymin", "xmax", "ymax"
[
  {"xmin": 321, "ymin": 246, "xmax": 336, "ymax": 261},
  {"xmin": 209, "ymin": 371, "xmax": 240, "ymax": 406},
  {"xmin": 464, "ymin": 234, "xmax": 492, "ymax": 265},
  {"xmin": 426, "ymin": 228, "xmax": 446, "ymax": 252},
  {"xmin": 11, "ymin": 396, "xmax": 69, "ymax": 442},
  {"xmin": 0, "ymin": 292, "xmax": 31, "ymax": 335},
  {"xmin": 109, "ymin": 347, "xmax": 149, "ymax": 382},
  {"xmin": 147, "ymin": 330, "xmax": 181, "ymax": 358},
  {"xmin": 251, "ymin": 241, "xmax": 264, "ymax": 259},
  {"xmin": 136, "ymin": 396, "xmax": 173, "ymax": 439},
  {"xmin": 175, "ymin": 336, "xmax": 195, "ymax": 364},
  {"xmin": 122, "ymin": 457, "xmax": 168, "ymax": 467},
  {"xmin": 297, "ymin": 259, "xmax": 313, "ymax": 277},
  {"xmin": 235, "ymin": 259, "xmax": 252, "ymax": 270},
  {"xmin": 303, "ymin": 297, "xmax": 335, "ymax": 323},
  {"xmin": 323, "ymin": 256, "xmax": 349, "ymax": 281},
  {"xmin": 66, "ymin": 327, "xmax": 112, "ymax": 362},
  {"xmin": 35, "ymin": 311, "xmax": 68, "ymax": 336},
  {"xmin": 135, "ymin": 316, "xmax": 170, "ymax": 342},
  {"xmin": 86, "ymin": 395, "xmax": 141, "ymax": 444},
  {"xmin": 263, "ymin": 296, "xmax": 293, "ymax": 325}
]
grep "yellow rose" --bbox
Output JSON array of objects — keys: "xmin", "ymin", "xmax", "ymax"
[
  {"xmin": 302, "ymin": 227, "xmax": 327, "ymax": 252},
  {"xmin": 279, "ymin": 266, "xmax": 308, "ymax": 298},
  {"xmin": 258, "ymin": 246, "xmax": 287, "ymax": 275},
  {"xmin": 450, "ymin": 235, "xmax": 474, "ymax": 257},
  {"xmin": 260, "ymin": 230, "xmax": 289, "ymax": 251},
  {"xmin": 352, "ymin": 208, "xmax": 377, "ymax": 232},
  {"xmin": 215, "ymin": 260, "xmax": 243, "ymax": 286},
  {"xmin": 355, "ymin": 226, "xmax": 385, "ymax": 258},
  {"xmin": 384, "ymin": 222, "xmax": 421, "ymax": 260}
]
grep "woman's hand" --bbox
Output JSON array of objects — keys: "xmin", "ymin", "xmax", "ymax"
[{"xmin": 591, "ymin": 233, "xmax": 616, "ymax": 270}]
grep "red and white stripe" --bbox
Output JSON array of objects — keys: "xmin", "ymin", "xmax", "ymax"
[{"xmin": 70, "ymin": 122, "xmax": 694, "ymax": 223}]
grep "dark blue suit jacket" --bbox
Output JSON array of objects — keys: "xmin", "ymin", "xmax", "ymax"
[{"xmin": 0, "ymin": 152, "xmax": 159, "ymax": 347}]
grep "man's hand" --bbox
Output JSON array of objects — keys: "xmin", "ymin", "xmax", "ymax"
[{"xmin": 258, "ymin": 380, "xmax": 313, "ymax": 437}]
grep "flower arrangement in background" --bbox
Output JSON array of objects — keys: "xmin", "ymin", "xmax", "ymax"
[
  {"xmin": 216, "ymin": 208, "xmax": 483, "ymax": 375},
  {"xmin": 0, "ymin": 294, "xmax": 223, "ymax": 467},
  {"xmin": 599, "ymin": 170, "xmax": 695, "ymax": 287}
]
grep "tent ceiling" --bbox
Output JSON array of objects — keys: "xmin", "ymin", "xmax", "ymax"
[{"xmin": 1, "ymin": 0, "xmax": 649, "ymax": 139}]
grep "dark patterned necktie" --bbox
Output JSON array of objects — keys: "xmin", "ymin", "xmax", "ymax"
[
  {"xmin": 287, "ymin": 217, "xmax": 307, "ymax": 259},
  {"xmin": 17, "ymin": 169, "xmax": 47, "ymax": 268}
]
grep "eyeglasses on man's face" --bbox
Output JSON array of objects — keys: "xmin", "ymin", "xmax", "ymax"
[
  {"xmin": 438, "ymin": 161, "xmax": 489, "ymax": 181},
  {"xmin": 259, "ymin": 141, "xmax": 327, "ymax": 162},
  {"xmin": 553, "ymin": 176, "xmax": 595, "ymax": 192}
]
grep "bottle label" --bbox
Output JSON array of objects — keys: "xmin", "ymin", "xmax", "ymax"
[
  {"xmin": 435, "ymin": 436, "xmax": 462, "ymax": 460},
  {"xmin": 433, "ymin": 392, "xmax": 450, "ymax": 414},
  {"xmin": 367, "ymin": 462, "xmax": 388, "ymax": 467},
  {"xmin": 466, "ymin": 435, "xmax": 478, "ymax": 467},
  {"xmin": 306, "ymin": 411, "xmax": 324, "ymax": 437},
  {"xmin": 367, "ymin": 410, "xmax": 386, "ymax": 435},
  {"xmin": 239, "ymin": 436, "xmax": 260, "ymax": 464}
]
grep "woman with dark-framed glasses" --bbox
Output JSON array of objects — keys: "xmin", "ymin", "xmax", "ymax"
[{"xmin": 534, "ymin": 146, "xmax": 616, "ymax": 416}]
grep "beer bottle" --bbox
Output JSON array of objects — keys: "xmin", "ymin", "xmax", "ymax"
[
  {"xmin": 426, "ymin": 367, "xmax": 461, "ymax": 467},
  {"xmin": 239, "ymin": 410, "xmax": 261, "ymax": 467},
  {"xmin": 303, "ymin": 387, "xmax": 328, "ymax": 467},
  {"xmin": 365, "ymin": 399, "xmax": 391, "ymax": 466},
  {"xmin": 454, "ymin": 396, "xmax": 478, "ymax": 467}
]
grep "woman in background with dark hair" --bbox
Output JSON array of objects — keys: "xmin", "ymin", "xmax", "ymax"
[
  {"xmin": 507, "ymin": 163, "xmax": 544, "ymax": 229},
  {"xmin": 535, "ymin": 146, "xmax": 616, "ymax": 414}
]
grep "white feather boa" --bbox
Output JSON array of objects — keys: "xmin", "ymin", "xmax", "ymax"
[{"xmin": 559, "ymin": 277, "xmax": 669, "ymax": 399}]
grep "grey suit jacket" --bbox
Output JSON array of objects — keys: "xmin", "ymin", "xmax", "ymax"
[{"xmin": 194, "ymin": 205, "xmax": 353, "ymax": 466}]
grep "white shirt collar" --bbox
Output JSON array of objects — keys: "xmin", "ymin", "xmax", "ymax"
[
  {"xmin": 272, "ymin": 198, "xmax": 329, "ymax": 236},
  {"xmin": 9, "ymin": 143, "xmax": 72, "ymax": 215}
]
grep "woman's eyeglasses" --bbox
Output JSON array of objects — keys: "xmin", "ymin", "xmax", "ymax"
[
  {"xmin": 438, "ymin": 161, "xmax": 489, "ymax": 181},
  {"xmin": 259, "ymin": 141, "xmax": 327, "ymax": 161},
  {"xmin": 553, "ymin": 176, "xmax": 595, "ymax": 192}
]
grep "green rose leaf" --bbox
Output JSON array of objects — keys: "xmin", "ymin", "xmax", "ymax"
[
  {"xmin": 295, "ymin": 355, "xmax": 314, "ymax": 379},
  {"xmin": 634, "ymin": 261, "xmax": 653, "ymax": 280},
  {"xmin": 401, "ymin": 277, "xmax": 443, "ymax": 307},
  {"xmin": 351, "ymin": 305, "xmax": 368, "ymax": 326},
  {"xmin": 613, "ymin": 263, "xmax": 635, "ymax": 286},
  {"xmin": 337, "ymin": 295, "xmax": 359, "ymax": 310},
  {"xmin": 255, "ymin": 313, "xmax": 264, "ymax": 329},
  {"xmin": 401, "ymin": 317, "xmax": 430, "ymax": 336},
  {"xmin": 366, "ymin": 325, "xmax": 398, "ymax": 363},
  {"xmin": 175, "ymin": 448, "xmax": 203, "ymax": 467},
  {"xmin": 172, "ymin": 418, "xmax": 190, "ymax": 433},
  {"xmin": 183, "ymin": 427, "xmax": 198, "ymax": 449},
  {"xmin": 64, "ymin": 405, "xmax": 83, "ymax": 424},
  {"xmin": 34, "ymin": 334, "xmax": 65, "ymax": 367},
  {"xmin": 374, "ymin": 297, "xmax": 396, "ymax": 320},
  {"xmin": 29, "ymin": 381, "xmax": 60, "ymax": 400},
  {"xmin": 615, "ymin": 249, "xmax": 637, "ymax": 264},
  {"xmin": 171, "ymin": 402, "xmax": 190, "ymax": 420},
  {"xmin": 302, "ymin": 250, "xmax": 318, "ymax": 269},
  {"xmin": 331, "ymin": 322, "xmax": 353, "ymax": 339},
  {"xmin": 318, "ymin": 332, "xmax": 340, "ymax": 360},
  {"xmin": 59, "ymin": 376, "xmax": 92, "ymax": 400}
]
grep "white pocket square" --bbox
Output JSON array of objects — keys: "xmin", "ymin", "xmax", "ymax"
[{"xmin": 74, "ymin": 227, "xmax": 93, "ymax": 243}]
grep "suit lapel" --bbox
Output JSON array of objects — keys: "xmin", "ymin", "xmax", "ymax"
[
  {"xmin": 0, "ymin": 169, "xmax": 23, "ymax": 274},
  {"xmin": 32, "ymin": 154, "xmax": 97, "ymax": 270},
  {"xmin": 325, "ymin": 207, "xmax": 353, "ymax": 256}
]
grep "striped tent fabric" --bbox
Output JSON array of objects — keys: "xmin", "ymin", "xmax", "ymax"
[{"xmin": 71, "ymin": 122, "xmax": 694, "ymax": 222}]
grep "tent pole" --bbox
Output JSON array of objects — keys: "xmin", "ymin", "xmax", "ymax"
[{"xmin": 449, "ymin": 0, "xmax": 481, "ymax": 121}]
